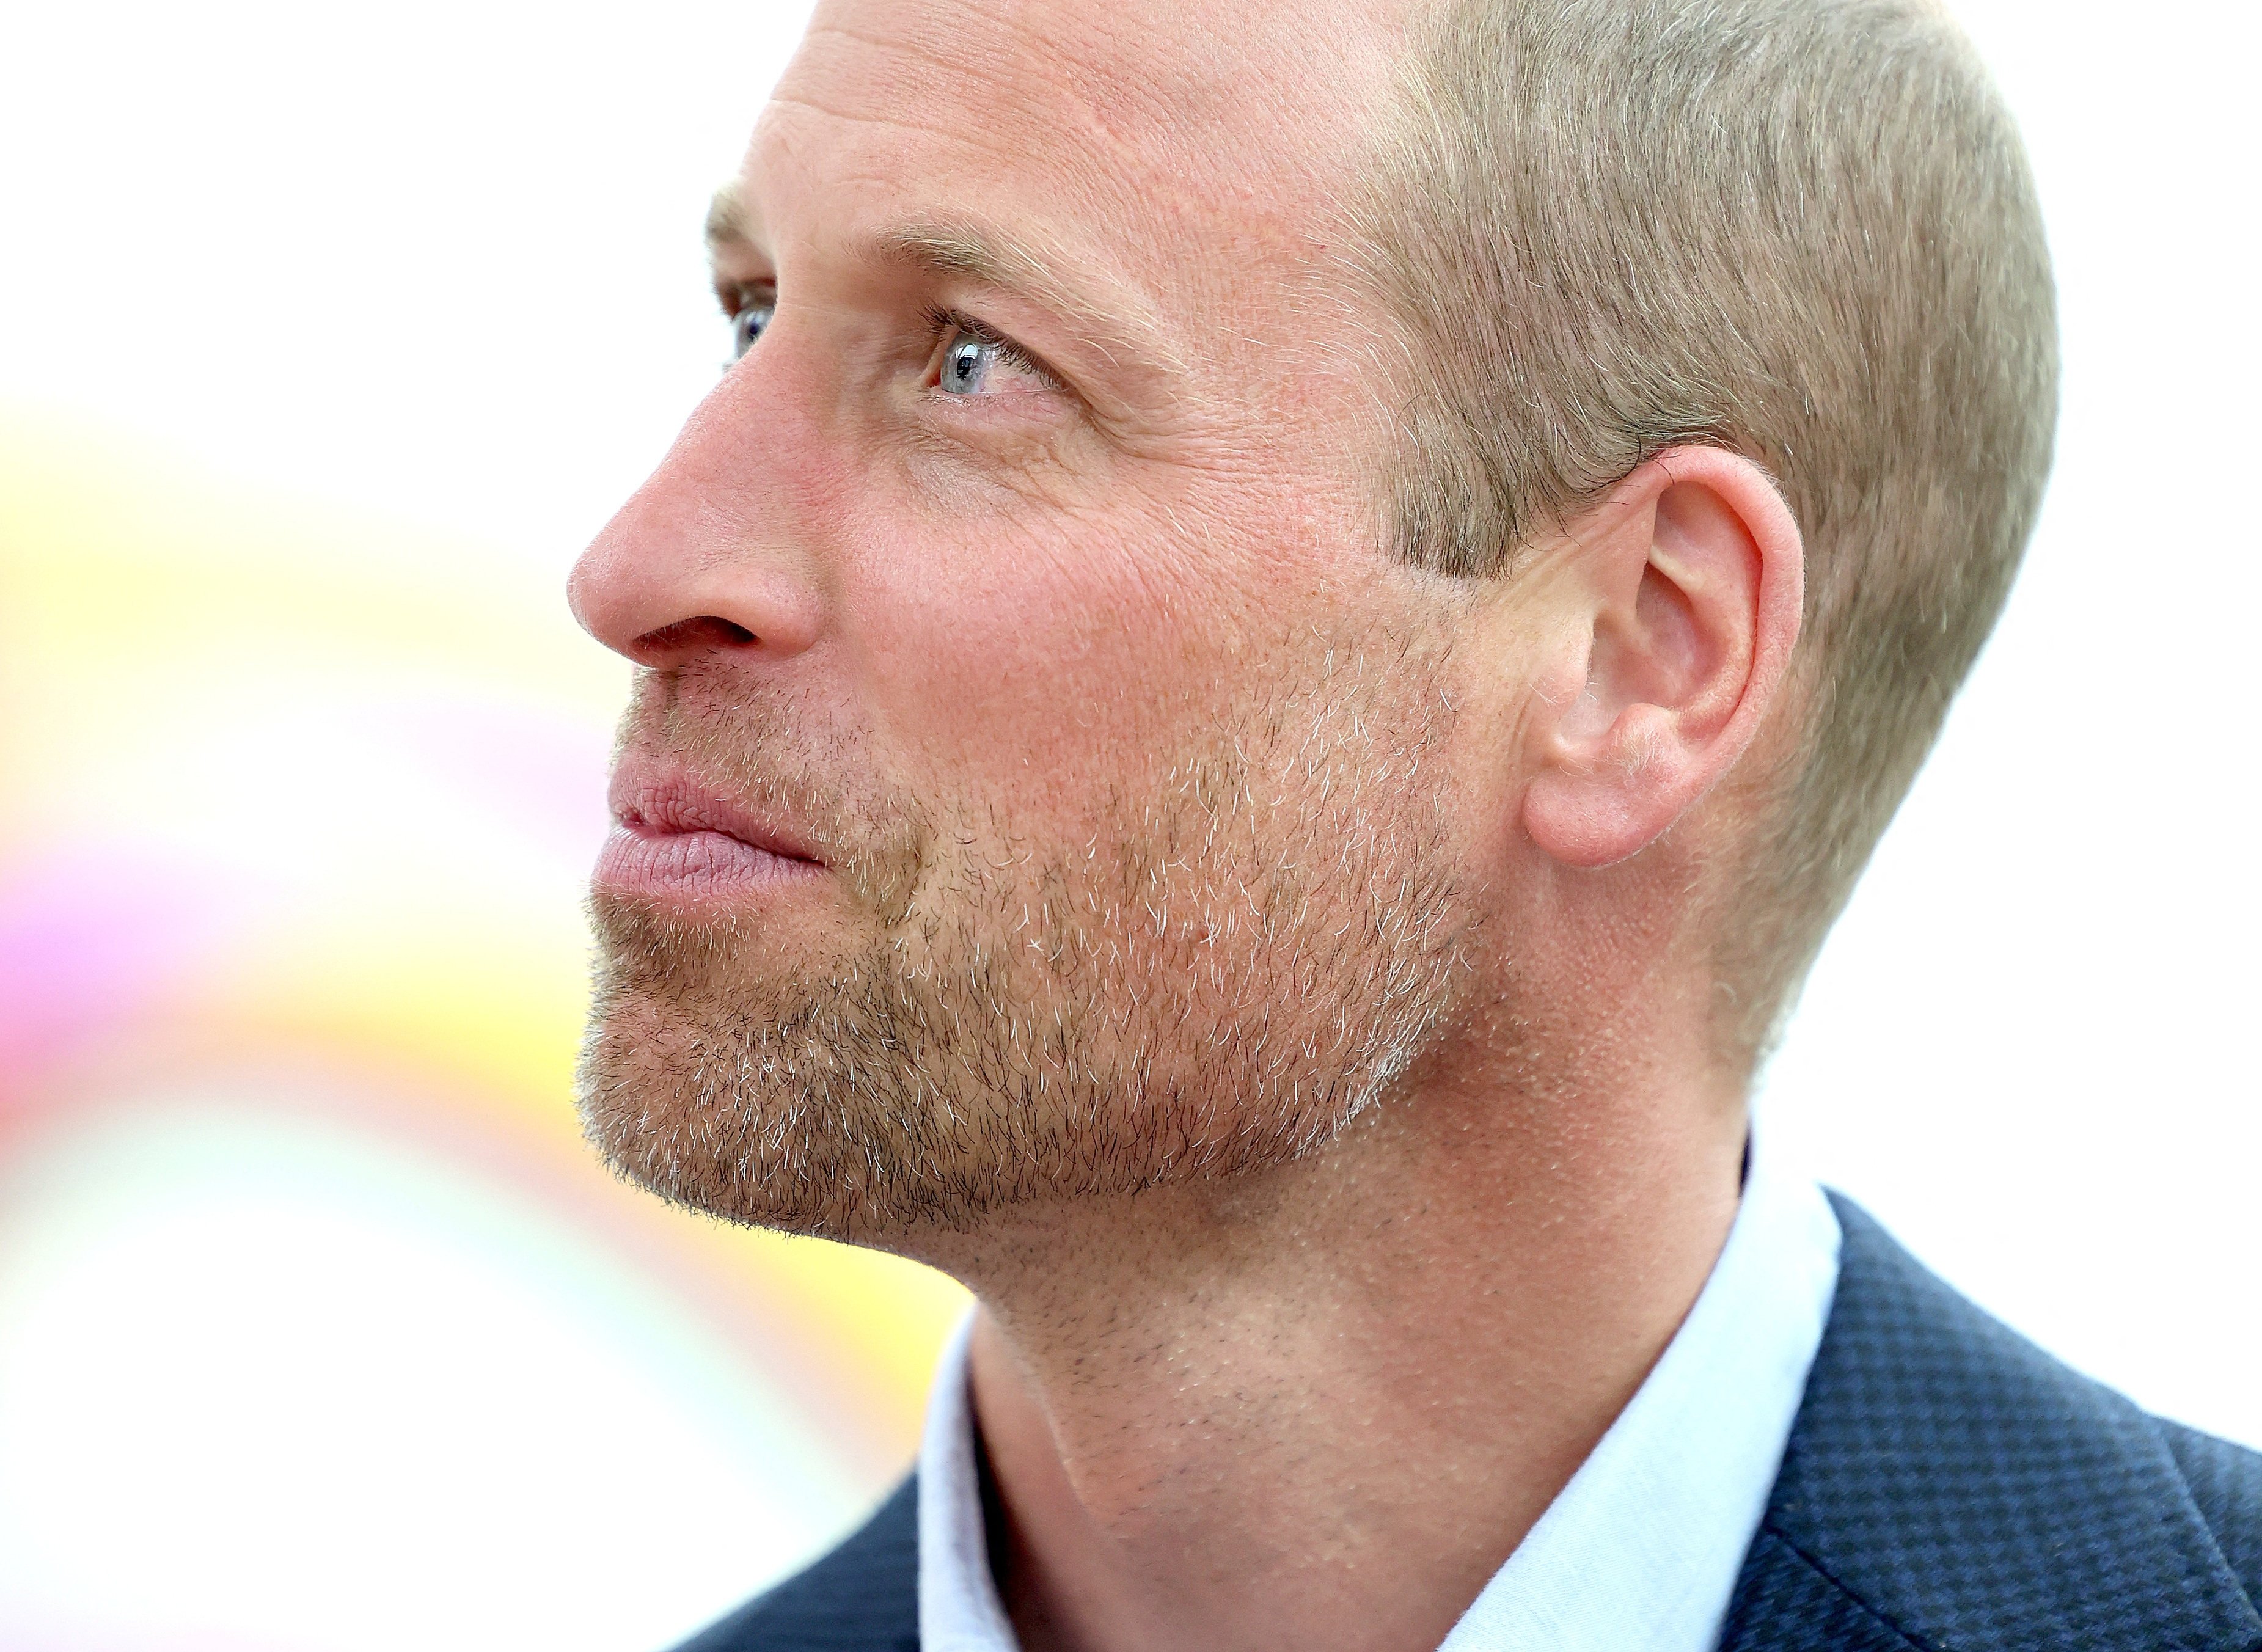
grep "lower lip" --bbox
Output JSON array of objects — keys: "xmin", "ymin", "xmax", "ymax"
[{"xmin": 593, "ymin": 825, "xmax": 825, "ymax": 896}]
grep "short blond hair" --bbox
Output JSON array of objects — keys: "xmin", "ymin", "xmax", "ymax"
[{"xmin": 1361, "ymin": 0, "xmax": 2059, "ymax": 1063}]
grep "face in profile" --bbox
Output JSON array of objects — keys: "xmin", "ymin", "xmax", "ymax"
[{"xmin": 571, "ymin": 0, "xmax": 1487, "ymax": 1244}]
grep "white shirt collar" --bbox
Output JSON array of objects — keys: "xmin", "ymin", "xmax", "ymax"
[
  {"xmin": 917, "ymin": 1308, "xmax": 1018, "ymax": 1652},
  {"xmin": 917, "ymin": 1132, "xmax": 1842, "ymax": 1652}
]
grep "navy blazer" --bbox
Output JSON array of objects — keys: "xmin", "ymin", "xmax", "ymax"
[{"xmin": 681, "ymin": 1196, "xmax": 2262, "ymax": 1650}]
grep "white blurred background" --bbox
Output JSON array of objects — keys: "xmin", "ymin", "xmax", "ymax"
[{"xmin": 1, "ymin": 1, "xmax": 2255, "ymax": 1647}]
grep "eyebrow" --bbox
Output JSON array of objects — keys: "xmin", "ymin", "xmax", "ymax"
[
  {"xmin": 705, "ymin": 184, "xmax": 753, "ymax": 257},
  {"xmin": 705, "ymin": 184, "xmax": 1188, "ymax": 386}
]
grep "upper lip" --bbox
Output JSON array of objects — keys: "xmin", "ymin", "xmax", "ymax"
[{"xmin": 609, "ymin": 763, "xmax": 825, "ymax": 865}]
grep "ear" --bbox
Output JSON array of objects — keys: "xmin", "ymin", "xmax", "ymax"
[{"xmin": 1521, "ymin": 447, "xmax": 1803, "ymax": 870}]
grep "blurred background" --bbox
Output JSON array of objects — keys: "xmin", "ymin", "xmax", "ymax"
[{"xmin": 0, "ymin": 0, "xmax": 2254, "ymax": 1647}]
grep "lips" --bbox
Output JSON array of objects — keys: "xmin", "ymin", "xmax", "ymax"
[{"xmin": 595, "ymin": 768, "xmax": 826, "ymax": 896}]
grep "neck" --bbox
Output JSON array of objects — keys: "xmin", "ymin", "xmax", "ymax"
[{"xmin": 916, "ymin": 1038, "xmax": 1746, "ymax": 1652}]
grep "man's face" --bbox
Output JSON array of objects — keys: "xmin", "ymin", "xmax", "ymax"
[{"xmin": 569, "ymin": 0, "xmax": 1487, "ymax": 1242}]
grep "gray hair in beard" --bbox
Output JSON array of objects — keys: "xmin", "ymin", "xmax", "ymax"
[{"xmin": 576, "ymin": 637, "xmax": 1477, "ymax": 1244}]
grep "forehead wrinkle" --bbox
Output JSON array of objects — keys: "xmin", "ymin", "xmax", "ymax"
[{"xmin": 714, "ymin": 97, "xmax": 1173, "ymax": 361}]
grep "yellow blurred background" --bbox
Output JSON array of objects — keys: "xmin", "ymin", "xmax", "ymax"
[{"xmin": 0, "ymin": 405, "xmax": 965, "ymax": 1647}]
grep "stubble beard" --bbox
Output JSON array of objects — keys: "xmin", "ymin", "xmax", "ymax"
[{"xmin": 576, "ymin": 641, "xmax": 1476, "ymax": 1245}]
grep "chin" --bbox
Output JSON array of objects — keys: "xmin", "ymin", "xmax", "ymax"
[
  {"xmin": 577, "ymin": 875, "xmax": 1472, "ymax": 1249},
  {"xmin": 573, "ymin": 919, "xmax": 959, "ymax": 1241},
  {"xmin": 577, "ymin": 647, "xmax": 1478, "ymax": 1244}
]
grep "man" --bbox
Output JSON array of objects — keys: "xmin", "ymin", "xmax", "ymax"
[{"xmin": 566, "ymin": 0, "xmax": 2262, "ymax": 1645}]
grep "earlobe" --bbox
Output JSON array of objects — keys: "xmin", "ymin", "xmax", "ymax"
[
  {"xmin": 1524, "ymin": 703, "xmax": 1703, "ymax": 869},
  {"xmin": 1520, "ymin": 447, "xmax": 1803, "ymax": 871}
]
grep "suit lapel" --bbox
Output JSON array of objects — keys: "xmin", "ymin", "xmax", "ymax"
[{"xmin": 1719, "ymin": 1195, "xmax": 2262, "ymax": 1651}]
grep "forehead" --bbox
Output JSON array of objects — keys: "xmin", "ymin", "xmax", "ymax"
[{"xmin": 747, "ymin": 0, "xmax": 1406, "ymax": 291}]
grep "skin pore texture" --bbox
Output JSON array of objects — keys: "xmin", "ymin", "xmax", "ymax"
[{"xmin": 566, "ymin": 1, "xmax": 1804, "ymax": 1650}]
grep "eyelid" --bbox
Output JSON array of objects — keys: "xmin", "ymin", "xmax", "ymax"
[
  {"xmin": 920, "ymin": 304, "xmax": 1067, "ymax": 393},
  {"xmin": 716, "ymin": 275, "xmax": 777, "ymax": 318}
]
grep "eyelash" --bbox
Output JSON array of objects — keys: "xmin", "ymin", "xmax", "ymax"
[
  {"xmin": 917, "ymin": 303, "xmax": 1060, "ymax": 390},
  {"xmin": 719, "ymin": 287, "xmax": 1066, "ymax": 402}
]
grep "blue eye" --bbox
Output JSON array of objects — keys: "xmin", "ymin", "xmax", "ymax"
[
  {"xmin": 938, "ymin": 328, "xmax": 994, "ymax": 395},
  {"xmin": 730, "ymin": 299, "xmax": 774, "ymax": 360}
]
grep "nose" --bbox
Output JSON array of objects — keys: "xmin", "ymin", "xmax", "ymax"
[{"xmin": 568, "ymin": 378, "xmax": 828, "ymax": 670}]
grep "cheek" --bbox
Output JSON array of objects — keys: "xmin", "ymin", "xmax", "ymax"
[{"xmin": 837, "ymin": 499, "xmax": 1273, "ymax": 830}]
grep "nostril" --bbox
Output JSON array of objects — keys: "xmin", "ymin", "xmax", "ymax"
[{"xmin": 629, "ymin": 616, "xmax": 758, "ymax": 661}]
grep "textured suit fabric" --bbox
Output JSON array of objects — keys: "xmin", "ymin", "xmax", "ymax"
[
  {"xmin": 681, "ymin": 1195, "xmax": 2262, "ymax": 1650},
  {"xmin": 1713, "ymin": 1195, "xmax": 2262, "ymax": 1651}
]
